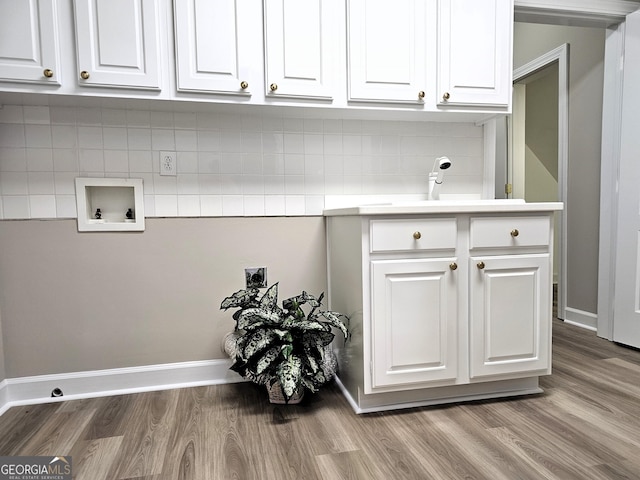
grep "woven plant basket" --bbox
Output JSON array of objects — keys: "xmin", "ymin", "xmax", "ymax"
[
  {"xmin": 222, "ymin": 331, "xmax": 337, "ymax": 404},
  {"xmin": 266, "ymin": 381, "xmax": 304, "ymax": 404}
]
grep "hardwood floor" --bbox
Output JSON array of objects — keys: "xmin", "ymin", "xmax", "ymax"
[{"xmin": 1, "ymin": 319, "xmax": 640, "ymax": 479}]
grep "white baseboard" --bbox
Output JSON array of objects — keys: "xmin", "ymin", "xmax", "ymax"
[
  {"xmin": 564, "ymin": 307, "xmax": 598, "ymax": 331},
  {"xmin": 0, "ymin": 359, "xmax": 245, "ymax": 417}
]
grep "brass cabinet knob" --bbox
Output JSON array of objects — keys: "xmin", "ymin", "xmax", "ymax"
[
  {"xmin": 443, "ymin": 92, "xmax": 451, "ymax": 101},
  {"xmin": 270, "ymin": 83, "xmax": 278, "ymax": 92},
  {"xmin": 43, "ymin": 69, "xmax": 54, "ymax": 78},
  {"xmin": 449, "ymin": 262, "xmax": 458, "ymax": 271},
  {"xmin": 477, "ymin": 261, "xmax": 485, "ymax": 270},
  {"xmin": 80, "ymin": 71, "xmax": 90, "ymax": 80},
  {"xmin": 413, "ymin": 231, "xmax": 422, "ymax": 240},
  {"xmin": 240, "ymin": 81, "xmax": 248, "ymax": 89},
  {"xmin": 511, "ymin": 229, "xmax": 519, "ymax": 237},
  {"xmin": 418, "ymin": 90, "xmax": 425, "ymax": 99}
]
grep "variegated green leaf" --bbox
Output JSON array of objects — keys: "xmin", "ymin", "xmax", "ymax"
[
  {"xmin": 255, "ymin": 346, "xmax": 283, "ymax": 375},
  {"xmin": 243, "ymin": 329, "xmax": 277, "ymax": 360},
  {"xmin": 220, "ymin": 288, "xmax": 260, "ymax": 310},
  {"xmin": 282, "ymin": 318, "xmax": 328, "ymax": 332},
  {"xmin": 317, "ymin": 311, "xmax": 349, "ymax": 340},
  {"xmin": 301, "ymin": 331, "xmax": 334, "ymax": 349},
  {"xmin": 259, "ymin": 283, "xmax": 280, "ymax": 311},
  {"xmin": 277, "ymin": 355, "xmax": 302, "ymax": 401},
  {"xmin": 237, "ymin": 308, "xmax": 282, "ymax": 330}
]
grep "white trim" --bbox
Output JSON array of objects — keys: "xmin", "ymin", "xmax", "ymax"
[
  {"xmin": 598, "ymin": 23, "xmax": 626, "ymax": 341},
  {"xmin": 482, "ymin": 118, "xmax": 498, "ymax": 199},
  {"xmin": 513, "ymin": 44, "xmax": 569, "ymax": 322},
  {"xmin": 564, "ymin": 308, "xmax": 598, "ymax": 331},
  {"xmin": 0, "ymin": 359, "xmax": 244, "ymax": 417},
  {"xmin": 515, "ymin": 0, "xmax": 639, "ymax": 26}
]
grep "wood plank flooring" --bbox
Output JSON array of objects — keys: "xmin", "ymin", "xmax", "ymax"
[{"xmin": 1, "ymin": 319, "xmax": 640, "ymax": 479}]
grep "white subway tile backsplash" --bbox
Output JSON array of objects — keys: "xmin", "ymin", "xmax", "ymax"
[
  {"xmin": 154, "ymin": 175, "xmax": 178, "ymax": 194},
  {"xmin": 128, "ymin": 150, "xmax": 153, "ymax": 173},
  {"xmin": 177, "ymin": 174, "xmax": 200, "ymax": 194},
  {"xmin": 177, "ymin": 195, "xmax": 200, "ymax": 216},
  {"xmin": 127, "ymin": 128, "xmax": 152, "ymax": 150},
  {"xmin": 3, "ymin": 195, "xmax": 30, "ymax": 218},
  {"xmin": 175, "ymin": 129, "xmax": 198, "ymax": 151},
  {"xmin": 54, "ymin": 172, "xmax": 77, "ymax": 195},
  {"xmin": 29, "ymin": 195, "xmax": 56, "ymax": 218},
  {"xmin": 200, "ymin": 195, "xmax": 222, "ymax": 216},
  {"xmin": 104, "ymin": 150, "xmax": 129, "ymax": 172},
  {"xmin": 155, "ymin": 195, "xmax": 178, "ymax": 216},
  {"xmin": 23, "ymin": 106, "xmax": 50, "ymax": 125},
  {"xmin": 264, "ymin": 195, "xmax": 285, "ymax": 215},
  {"xmin": 0, "ymin": 147, "xmax": 27, "ymax": 171},
  {"xmin": 52, "ymin": 149, "xmax": 78, "ymax": 172},
  {"xmin": 50, "ymin": 107, "xmax": 76, "ymax": 125},
  {"xmin": 0, "ymin": 105, "xmax": 484, "ymax": 220},
  {"xmin": 151, "ymin": 128, "xmax": 176, "ymax": 151},
  {"xmin": 79, "ymin": 149, "xmax": 104, "ymax": 172},
  {"xmin": 1, "ymin": 172, "xmax": 29, "ymax": 195},
  {"xmin": 55, "ymin": 194, "xmax": 77, "ymax": 217},
  {"xmin": 222, "ymin": 195, "xmax": 243, "ymax": 216},
  {"xmin": 26, "ymin": 148, "xmax": 53, "ymax": 172},
  {"xmin": 28, "ymin": 172, "xmax": 55, "ymax": 194},
  {"xmin": 285, "ymin": 195, "xmax": 305, "ymax": 215},
  {"xmin": 103, "ymin": 127, "xmax": 128, "ymax": 149},
  {"xmin": 244, "ymin": 195, "xmax": 265, "ymax": 216},
  {"xmin": 0, "ymin": 124, "xmax": 26, "ymax": 148},
  {"xmin": 0, "ymin": 105, "xmax": 24, "ymax": 124}
]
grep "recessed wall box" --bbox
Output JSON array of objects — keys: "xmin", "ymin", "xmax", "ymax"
[{"xmin": 75, "ymin": 178, "xmax": 145, "ymax": 232}]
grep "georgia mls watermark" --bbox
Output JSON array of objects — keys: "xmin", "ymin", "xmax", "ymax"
[{"xmin": 0, "ymin": 456, "xmax": 71, "ymax": 480}]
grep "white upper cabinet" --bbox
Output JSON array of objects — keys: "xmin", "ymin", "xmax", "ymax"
[
  {"xmin": 174, "ymin": 0, "xmax": 262, "ymax": 95},
  {"xmin": 0, "ymin": 0, "xmax": 61, "ymax": 85},
  {"xmin": 263, "ymin": 0, "xmax": 339, "ymax": 100},
  {"xmin": 73, "ymin": 0, "xmax": 162, "ymax": 89},
  {"xmin": 347, "ymin": 0, "xmax": 432, "ymax": 104},
  {"xmin": 437, "ymin": 0, "xmax": 513, "ymax": 108}
]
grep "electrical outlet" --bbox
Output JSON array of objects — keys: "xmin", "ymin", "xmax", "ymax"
[
  {"xmin": 160, "ymin": 151, "xmax": 177, "ymax": 176},
  {"xmin": 245, "ymin": 267, "xmax": 267, "ymax": 288}
]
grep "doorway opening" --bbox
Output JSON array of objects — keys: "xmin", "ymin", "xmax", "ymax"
[{"xmin": 506, "ymin": 44, "xmax": 569, "ymax": 320}]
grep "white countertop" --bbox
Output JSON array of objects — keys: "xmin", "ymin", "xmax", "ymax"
[{"xmin": 323, "ymin": 199, "xmax": 564, "ymax": 216}]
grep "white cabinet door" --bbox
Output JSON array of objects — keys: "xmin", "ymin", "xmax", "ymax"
[
  {"xmin": 0, "ymin": 0, "xmax": 61, "ymax": 85},
  {"xmin": 174, "ymin": 0, "xmax": 261, "ymax": 95},
  {"xmin": 370, "ymin": 258, "xmax": 458, "ymax": 390},
  {"xmin": 437, "ymin": 0, "xmax": 512, "ymax": 107},
  {"xmin": 347, "ymin": 0, "xmax": 430, "ymax": 104},
  {"xmin": 264, "ymin": 0, "xmax": 337, "ymax": 100},
  {"xmin": 73, "ymin": 0, "xmax": 162, "ymax": 89},
  {"xmin": 469, "ymin": 253, "xmax": 551, "ymax": 379}
]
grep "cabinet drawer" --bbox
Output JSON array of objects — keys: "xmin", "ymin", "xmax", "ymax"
[
  {"xmin": 370, "ymin": 218, "xmax": 457, "ymax": 253},
  {"xmin": 470, "ymin": 216, "xmax": 550, "ymax": 249}
]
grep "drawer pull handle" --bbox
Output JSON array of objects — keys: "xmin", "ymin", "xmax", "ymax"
[
  {"xmin": 477, "ymin": 261, "xmax": 485, "ymax": 270},
  {"xmin": 80, "ymin": 70, "xmax": 90, "ymax": 80},
  {"xmin": 450, "ymin": 262, "xmax": 458, "ymax": 271},
  {"xmin": 413, "ymin": 231, "xmax": 422, "ymax": 240},
  {"xmin": 511, "ymin": 229, "xmax": 519, "ymax": 237},
  {"xmin": 240, "ymin": 80, "xmax": 248, "ymax": 89},
  {"xmin": 270, "ymin": 83, "xmax": 278, "ymax": 91},
  {"xmin": 43, "ymin": 68, "xmax": 54, "ymax": 78}
]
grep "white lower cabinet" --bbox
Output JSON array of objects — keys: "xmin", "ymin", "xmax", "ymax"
[
  {"xmin": 326, "ymin": 209, "xmax": 556, "ymax": 413},
  {"xmin": 371, "ymin": 258, "xmax": 458, "ymax": 389},
  {"xmin": 469, "ymin": 253, "xmax": 551, "ymax": 378}
]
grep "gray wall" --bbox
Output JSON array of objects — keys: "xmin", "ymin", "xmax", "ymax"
[
  {"xmin": 514, "ymin": 22, "xmax": 605, "ymax": 316},
  {"xmin": 0, "ymin": 217, "xmax": 327, "ymax": 378},
  {"xmin": 0, "ymin": 307, "xmax": 5, "ymax": 382}
]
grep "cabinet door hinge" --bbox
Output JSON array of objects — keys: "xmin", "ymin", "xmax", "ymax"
[{"xmin": 505, "ymin": 183, "xmax": 513, "ymax": 195}]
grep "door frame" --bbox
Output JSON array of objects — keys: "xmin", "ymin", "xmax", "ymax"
[
  {"xmin": 511, "ymin": 43, "xmax": 569, "ymax": 321},
  {"xmin": 597, "ymin": 21, "xmax": 626, "ymax": 340}
]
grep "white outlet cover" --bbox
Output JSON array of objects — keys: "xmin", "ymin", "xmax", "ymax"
[{"xmin": 160, "ymin": 151, "xmax": 177, "ymax": 176}]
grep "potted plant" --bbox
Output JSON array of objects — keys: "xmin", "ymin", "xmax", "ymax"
[{"xmin": 220, "ymin": 282, "xmax": 349, "ymax": 404}]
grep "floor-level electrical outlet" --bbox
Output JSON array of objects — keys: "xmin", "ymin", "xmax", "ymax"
[
  {"xmin": 160, "ymin": 151, "xmax": 177, "ymax": 176},
  {"xmin": 245, "ymin": 267, "xmax": 267, "ymax": 288}
]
